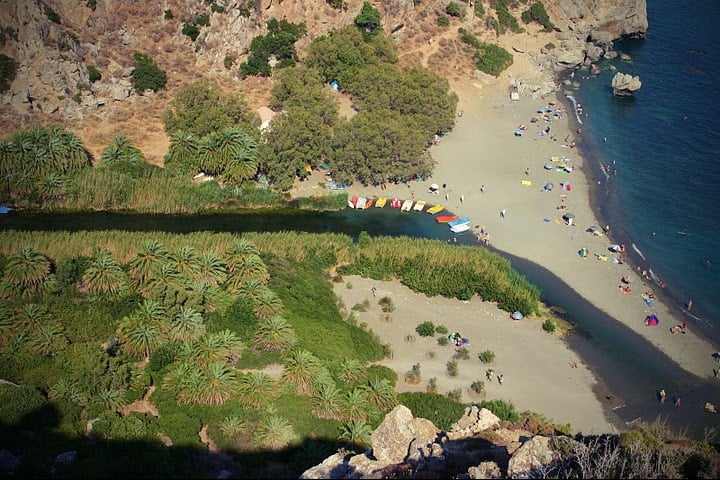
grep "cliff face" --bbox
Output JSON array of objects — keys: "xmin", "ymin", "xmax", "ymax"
[{"xmin": 0, "ymin": 0, "xmax": 647, "ymax": 130}]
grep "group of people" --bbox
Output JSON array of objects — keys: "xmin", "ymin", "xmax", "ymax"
[
  {"xmin": 485, "ymin": 369, "xmax": 503, "ymax": 385},
  {"xmin": 658, "ymin": 388, "xmax": 682, "ymax": 407}
]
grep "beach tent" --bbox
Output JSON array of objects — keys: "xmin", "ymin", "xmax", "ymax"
[
  {"xmin": 0, "ymin": 206, "xmax": 13, "ymax": 214},
  {"xmin": 544, "ymin": 163, "xmax": 554, "ymax": 170},
  {"xmin": 644, "ymin": 314, "xmax": 660, "ymax": 326},
  {"xmin": 562, "ymin": 212, "xmax": 575, "ymax": 226},
  {"xmin": 511, "ymin": 311, "xmax": 524, "ymax": 320},
  {"xmin": 329, "ymin": 80, "xmax": 341, "ymax": 91}
]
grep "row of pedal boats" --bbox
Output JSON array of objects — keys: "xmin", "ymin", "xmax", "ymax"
[{"xmin": 348, "ymin": 195, "xmax": 471, "ymax": 233}]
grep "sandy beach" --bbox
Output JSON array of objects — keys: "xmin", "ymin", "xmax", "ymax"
[{"xmin": 290, "ymin": 42, "xmax": 720, "ymax": 434}]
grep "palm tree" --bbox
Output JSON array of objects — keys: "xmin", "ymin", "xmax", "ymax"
[
  {"xmin": 197, "ymin": 362, "xmax": 237, "ymax": 405},
  {"xmin": 226, "ymin": 254, "xmax": 269, "ymax": 288},
  {"xmin": 4, "ymin": 246, "xmax": 51, "ymax": 288},
  {"xmin": 281, "ymin": 349, "xmax": 324, "ymax": 395},
  {"xmin": 232, "ymin": 277, "xmax": 265, "ymax": 298},
  {"xmin": 49, "ymin": 378, "xmax": 88, "ymax": 406},
  {"xmin": 144, "ymin": 261, "xmax": 182, "ymax": 305},
  {"xmin": 253, "ymin": 414, "xmax": 297, "ymax": 450},
  {"xmin": 0, "ymin": 303, "xmax": 15, "ymax": 344},
  {"xmin": 91, "ymin": 385, "xmax": 126, "ymax": 411},
  {"xmin": 29, "ymin": 322, "xmax": 66, "ymax": 356},
  {"xmin": 128, "ymin": 240, "xmax": 170, "ymax": 287},
  {"xmin": 56, "ymin": 126, "xmax": 90, "ymax": 171},
  {"xmin": 238, "ymin": 371, "xmax": 278, "ymax": 410},
  {"xmin": 170, "ymin": 246, "xmax": 201, "ymax": 279},
  {"xmin": 117, "ymin": 310, "xmax": 168, "ymax": 359},
  {"xmin": 135, "ymin": 299, "xmax": 167, "ymax": 324},
  {"xmin": 15, "ymin": 303, "xmax": 51, "ymax": 332},
  {"xmin": 219, "ymin": 416, "xmax": 246, "ymax": 439},
  {"xmin": 37, "ymin": 173, "xmax": 66, "ymax": 201},
  {"xmin": 252, "ymin": 290, "xmax": 284, "ymax": 320},
  {"xmin": 190, "ymin": 330, "xmax": 244, "ymax": 366},
  {"xmin": 165, "ymin": 130, "xmax": 198, "ymax": 171},
  {"xmin": 310, "ymin": 382, "xmax": 344, "ymax": 420},
  {"xmin": 253, "ymin": 316, "xmax": 296, "ymax": 353},
  {"xmin": 0, "ymin": 139, "xmax": 17, "ymax": 176},
  {"xmin": 223, "ymin": 130, "xmax": 259, "ymax": 184},
  {"xmin": 81, "ymin": 250, "xmax": 129, "ymax": 296},
  {"xmin": 100, "ymin": 134, "xmax": 145, "ymax": 164},
  {"xmin": 168, "ymin": 306, "xmax": 205, "ymax": 343},
  {"xmin": 337, "ymin": 358, "xmax": 365, "ymax": 385},
  {"xmin": 362, "ymin": 377, "xmax": 398, "ymax": 412},
  {"xmin": 341, "ymin": 388, "xmax": 372, "ymax": 422},
  {"xmin": 339, "ymin": 420, "xmax": 373, "ymax": 446},
  {"xmin": 196, "ymin": 251, "xmax": 227, "ymax": 285}
]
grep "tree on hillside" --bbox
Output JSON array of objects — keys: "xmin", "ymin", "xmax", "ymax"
[
  {"xmin": 100, "ymin": 134, "xmax": 145, "ymax": 164},
  {"xmin": 196, "ymin": 127, "xmax": 258, "ymax": 185},
  {"xmin": 164, "ymin": 130, "xmax": 198, "ymax": 174},
  {"xmin": 269, "ymin": 66, "xmax": 339, "ymax": 124},
  {"xmin": 163, "ymin": 79, "xmax": 259, "ymax": 139},
  {"xmin": 131, "ymin": 52, "xmax": 167, "ymax": 93},
  {"xmin": 305, "ymin": 26, "xmax": 397, "ymax": 87},
  {"xmin": 355, "ymin": 1, "xmax": 381, "ymax": 35}
]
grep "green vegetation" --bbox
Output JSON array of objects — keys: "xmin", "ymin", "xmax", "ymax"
[
  {"xmin": 164, "ymin": 9, "xmax": 173, "ymax": 20},
  {"xmin": 480, "ymin": 398, "xmax": 520, "ymax": 423},
  {"xmin": 493, "ymin": 0, "xmax": 522, "ymax": 34},
  {"xmin": 478, "ymin": 350, "xmax": 496, "ymax": 363},
  {"xmin": 210, "ymin": 3, "xmax": 225, "ymax": 14},
  {"xmin": 240, "ymin": 19, "xmax": 307, "ymax": 77},
  {"xmin": 470, "ymin": 379, "xmax": 485, "ymax": 395},
  {"xmin": 223, "ymin": 55, "xmax": 235, "ymax": 69},
  {"xmin": 181, "ymin": 23, "xmax": 200, "ymax": 41},
  {"xmin": 44, "ymin": 5, "xmax": 61, "ymax": 24},
  {"xmin": 460, "ymin": 29, "xmax": 513, "ymax": 76},
  {"xmin": 86, "ymin": 0, "xmax": 97, "ymax": 10},
  {"xmin": 475, "ymin": 1, "xmax": 486, "ymax": 16},
  {"xmin": 237, "ymin": 1, "xmax": 253, "ymax": 17},
  {"xmin": 437, "ymin": 15, "xmax": 450, "ymax": 27},
  {"xmin": 435, "ymin": 324, "xmax": 448, "ymax": 334},
  {"xmin": 355, "ymin": 1, "xmax": 381, "ymax": 35},
  {"xmin": 446, "ymin": 360, "xmax": 458, "ymax": 377},
  {"xmin": 415, "ymin": 321, "xmax": 436, "ymax": 337},
  {"xmin": 131, "ymin": 52, "xmax": 167, "ymax": 93},
  {"xmin": 0, "ymin": 53, "xmax": 17, "ymax": 92},
  {"xmin": 521, "ymin": 1, "xmax": 554, "ymax": 32},
  {"xmin": 437, "ymin": 336, "xmax": 449, "ymax": 346},
  {"xmin": 542, "ymin": 318, "xmax": 556, "ymax": 332},
  {"xmin": 446, "ymin": 1, "xmax": 463, "ymax": 17},
  {"xmin": 87, "ymin": 64, "xmax": 101, "ymax": 83},
  {"xmin": 327, "ymin": 0, "xmax": 347, "ymax": 9},
  {"xmin": 398, "ymin": 392, "xmax": 465, "ymax": 430}
]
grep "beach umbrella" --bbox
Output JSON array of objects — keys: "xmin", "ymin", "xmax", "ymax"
[
  {"xmin": 511, "ymin": 311, "xmax": 524, "ymax": 320},
  {"xmin": 544, "ymin": 163, "xmax": 553, "ymax": 170},
  {"xmin": 562, "ymin": 213, "xmax": 575, "ymax": 219},
  {"xmin": 587, "ymin": 225, "xmax": 601, "ymax": 233},
  {"xmin": 644, "ymin": 314, "xmax": 659, "ymax": 326},
  {"xmin": 430, "ymin": 183, "xmax": 439, "ymax": 190}
]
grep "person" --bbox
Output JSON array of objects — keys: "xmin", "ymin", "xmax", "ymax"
[
  {"xmin": 500, "ymin": 209, "xmax": 506, "ymax": 218},
  {"xmin": 525, "ymin": 167, "xmax": 529, "ymax": 176},
  {"xmin": 497, "ymin": 373, "xmax": 504, "ymax": 385},
  {"xmin": 675, "ymin": 396, "xmax": 682, "ymax": 408},
  {"xmin": 659, "ymin": 389, "xmax": 667, "ymax": 404},
  {"xmin": 460, "ymin": 195, "xmax": 464, "ymax": 203},
  {"xmin": 371, "ymin": 286, "xmax": 377, "ymax": 297},
  {"xmin": 687, "ymin": 299, "xmax": 693, "ymax": 311},
  {"xmin": 480, "ymin": 185, "xmax": 485, "ymax": 193}
]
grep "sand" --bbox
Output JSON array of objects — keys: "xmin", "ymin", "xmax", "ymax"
[{"xmin": 289, "ymin": 46, "xmax": 720, "ymax": 434}]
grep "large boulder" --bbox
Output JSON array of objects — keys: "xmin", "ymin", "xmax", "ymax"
[
  {"xmin": 507, "ymin": 436, "xmax": 561, "ymax": 478},
  {"xmin": 611, "ymin": 72, "xmax": 642, "ymax": 96},
  {"xmin": 371, "ymin": 405, "xmax": 439, "ymax": 464}
]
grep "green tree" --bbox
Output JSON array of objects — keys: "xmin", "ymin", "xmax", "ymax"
[
  {"xmin": 169, "ymin": 306, "xmax": 205, "ymax": 343},
  {"xmin": 128, "ymin": 240, "xmax": 170, "ymax": 287},
  {"xmin": 131, "ymin": 52, "xmax": 167, "ymax": 93},
  {"xmin": 81, "ymin": 250, "xmax": 130, "ymax": 296},
  {"xmin": 251, "ymin": 290, "xmax": 284, "ymax": 320},
  {"xmin": 254, "ymin": 413, "xmax": 297, "ymax": 450},
  {"xmin": 117, "ymin": 310, "xmax": 167, "ymax": 359},
  {"xmin": 355, "ymin": 1, "xmax": 381, "ymax": 35},
  {"xmin": 164, "ymin": 130, "xmax": 198, "ymax": 173},
  {"xmin": 100, "ymin": 134, "xmax": 145, "ymax": 164},
  {"xmin": 446, "ymin": 1, "xmax": 463, "ymax": 17},
  {"xmin": 310, "ymin": 382, "xmax": 344, "ymax": 420},
  {"xmin": 238, "ymin": 371, "xmax": 278, "ymax": 409},
  {"xmin": 3, "ymin": 246, "xmax": 51, "ymax": 289},
  {"xmin": 521, "ymin": 1, "xmax": 554, "ymax": 31},
  {"xmin": 196, "ymin": 251, "xmax": 227, "ymax": 286},
  {"xmin": 362, "ymin": 377, "xmax": 397, "ymax": 411},
  {"xmin": 340, "ymin": 419, "xmax": 373, "ymax": 446},
  {"xmin": 341, "ymin": 388, "xmax": 371, "ymax": 421},
  {"xmin": 281, "ymin": 349, "xmax": 324, "ymax": 395},
  {"xmin": 163, "ymin": 79, "xmax": 260, "ymax": 139},
  {"xmin": 253, "ymin": 315, "xmax": 296, "ymax": 352}
]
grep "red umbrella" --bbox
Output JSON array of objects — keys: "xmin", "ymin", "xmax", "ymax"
[{"xmin": 645, "ymin": 314, "xmax": 659, "ymax": 326}]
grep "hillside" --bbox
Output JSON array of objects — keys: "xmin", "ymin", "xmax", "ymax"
[{"xmin": 0, "ymin": 0, "xmax": 647, "ymax": 164}]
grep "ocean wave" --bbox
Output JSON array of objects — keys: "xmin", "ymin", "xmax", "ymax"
[
  {"xmin": 565, "ymin": 94, "xmax": 583, "ymax": 125},
  {"xmin": 631, "ymin": 243, "xmax": 646, "ymax": 261}
]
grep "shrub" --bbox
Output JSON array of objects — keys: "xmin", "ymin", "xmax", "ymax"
[
  {"xmin": 238, "ymin": 1, "xmax": 253, "ymax": 17},
  {"xmin": 404, "ymin": 363, "xmax": 422, "ymax": 384},
  {"xmin": 44, "ymin": 5, "xmax": 61, "ymax": 24},
  {"xmin": 470, "ymin": 380, "xmax": 485, "ymax": 395},
  {"xmin": 182, "ymin": 23, "xmax": 200, "ymax": 41},
  {"xmin": 131, "ymin": 52, "xmax": 167, "ymax": 92},
  {"xmin": 398, "ymin": 392, "xmax": 465, "ymax": 431},
  {"xmin": 436, "ymin": 15, "xmax": 450, "ymax": 27},
  {"xmin": 327, "ymin": 0, "xmax": 346, "ymax": 9},
  {"xmin": 426, "ymin": 377, "xmax": 437, "ymax": 393},
  {"xmin": 474, "ymin": 42, "xmax": 513, "ymax": 77},
  {"xmin": 521, "ymin": 1, "xmax": 554, "ymax": 32},
  {"xmin": 435, "ymin": 324, "xmax": 448, "ymax": 334},
  {"xmin": 480, "ymin": 399, "xmax": 520, "ymax": 423},
  {"xmin": 164, "ymin": 9, "xmax": 173, "ymax": 20},
  {"xmin": 542, "ymin": 318, "xmax": 556, "ymax": 333},
  {"xmin": 446, "ymin": 360, "xmax": 458, "ymax": 377},
  {"xmin": 415, "ymin": 321, "xmax": 435, "ymax": 337},
  {"xmin": 447, "ymin": 388, "xmax": 462, "ymax": 402},
  {"xmin": 87, "ymin": 64, "xmax": 101, "ymax": 83},
  {"xmin": 223, "ymin": 55, "xmax": 235, "ymax": 70},
  {"xmin": 378, "ymin": 296, "xmax": 395, "ymax": 313},
  {"xmin": 453, "ymin": 346, "xmax": 470, "ymax": 360},
  {"xmin": 437, "ymin": 336, "xmax": 449, "ymax": 346},
  {"xmin": 446, "ymin": 1, "xmax": 463, "ymax": 17},
  {"xmin": 351, "ymin": 302, "xmax": 367, "ymax": 312},
  {"xmin": 355, "ymin": 1, "xmax": 381, "ymax": 34},
  {"xmin": 478, "ymin": 350, "xmax": 495, "ymax": 364},
  {"xmin": 474, "ymin": 1, "xmax": 485, "ymax": 16},
  {"xmin": 210, "ymin": 3, "xmax": 225, "ymax": 14},
  {"xmin": 0, "ymin": 53, "xmax": 17, "ymax": 93},
  {"xmin": 544, "ymin": 42, "xmax": 556, "ymax": 50},
  {"xmin": 86, "ymin": 0, "xmax": 97, "ymax": 11}
]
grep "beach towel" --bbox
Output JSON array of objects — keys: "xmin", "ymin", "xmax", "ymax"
[{"xmin": 521, "ymin": 180, "xmax": 532, "ymax": 186}]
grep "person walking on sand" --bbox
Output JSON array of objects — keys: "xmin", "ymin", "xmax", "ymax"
[
  {"xmin": 460, "ymin": 195, "xmax": 464, "ymax": 204},
  {"xmin": 497, "ymin": 373, "xmax": 504, "ymax": 385},
  {"xmin": 500, "ymin": 209, "xmax": 506, "ymax": 218},
  {"xmin": 480, "ymin": 185, "xmax": 485, "ymax": 193},
  {"xmin": 371, "ymin": 286, "xmax": 377, "ymax": 297}
]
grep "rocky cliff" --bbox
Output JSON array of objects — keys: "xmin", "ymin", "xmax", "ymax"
[{"xmin": 0, "ymin": 0, "xmax": 647, "ymax": 147}]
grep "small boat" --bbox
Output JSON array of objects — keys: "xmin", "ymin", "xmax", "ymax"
[
  {"xmin": 413, "ymin": 200, "xmax": 426, "ymax": 212},
  {"xmin": 390, "ymin": 198, "xmax": 402, "ymax": 209},
  {"xmin": 328, "ymin": 183, "xmax": 347, "ymax": 190},
  {"xmin": 448, "ymin": 217, "xmax": 471, "ymax": 227},
  {"xmin": 436, "ymin": 215, "xmax": 459, "ymax": 223},
  {"xmin": 356, "ymin": 197, "xmax": 367, "ymax": 209},
  {"xmin": 400, "ymin": 199, "xmax": 414, "ymax": 212},
  {"xmin": 450, "ymin": 223, "xmax": 471, "ymax": 234},
  {"xmin": 364, "ymin": 198, "xmax": 374, "ymax": 209},
  {"xmin": 348, "ymin": 195, "xmax": 358, "ymax": 208},
  {"xmin": 375, "ymin": 197, "xmax": 387, "ymax": 208},
  {"xmin": 426, "ymin": 204, "xmax": 444, "ymax": 214}
]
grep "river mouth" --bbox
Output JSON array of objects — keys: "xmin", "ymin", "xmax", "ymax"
[{"xmin": 2, "ymin": 208, "xmax": 718, "ymax": 439}]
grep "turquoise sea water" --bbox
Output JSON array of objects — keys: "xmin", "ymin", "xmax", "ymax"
[{"xmin": 571, "ymin": 0, "xmax": 720, "ymax": 342}]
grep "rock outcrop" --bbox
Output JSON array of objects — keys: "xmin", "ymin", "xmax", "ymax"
[
  {"xmin": 300, "ymin": 405, "xmax": 579, "ymax": 479},
  {"xmin": 611, "ymin": 72, "xmax": 642, "ymax": 96}
]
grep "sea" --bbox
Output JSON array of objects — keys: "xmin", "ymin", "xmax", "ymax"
[{"xmin": 568, "ymin": 0, "xmax": 720, "ymax": 345}]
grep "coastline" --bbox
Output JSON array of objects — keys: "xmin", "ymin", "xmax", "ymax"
[{"xmin": 291, "ymin": 58, "xmax": 720, "ymax": 435}]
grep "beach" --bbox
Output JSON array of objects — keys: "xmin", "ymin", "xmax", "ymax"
[{"xmin": 290, "ymin": 51, "xmax": 720, "ymax": 434}]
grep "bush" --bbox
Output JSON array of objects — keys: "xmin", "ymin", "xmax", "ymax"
[
  {"xmin": 44, "ymin": 5, "xmax": 61, "ymax": 24},
  {"xmin": 415, "ymin": 321, "xmax": 436, "ymax": 337},
  {"xmin": 86, "ymin": 0, "xmax": 97, "ymax": 11},
  {"xmin": 131, "ymin": 52, "xmax": 167, "ymax": 92},
  {"xmin": 210, "ymin": 3, "xmax": 225, "ymax": 14},
  {"xmin": 0, "ymin": 384, "xmax": 48, "ymax": 428},
  {"xmin": 435, "ymin": 324, "xmax": 448, "ymax": 334},
  {"xmin": 447, "ymin": 388, "xmax": 462, "ymax": 402},
  {"xmin": 436, "ymin": 15, "xmax": 450, "ymax": 27},
  {"xmin": 223, "ymin": 55, "xmax": 235, "ymax": 70},
  {"xmin": 87, "ymin": 64, "xmax": 101, "ymax": 83},
  {"xmin": 470, "ymin": 380, "xmax": 485, "ymax": 395},
  {"xmin": 478, "ymin": 350, "xmax": 495, "ymax": 364},
  {"xmin": 378, "ymin": 296, "xmax": 395, "ymax": 313},
  {"xmin": 426, "ymin": 377, "xmax": 437, "ymax": 393},
  {"xmin": 404, "ymin": 363, "xmax": 422, "ymax": 384},
  {"xmin": 182, "ymin": 23, "xmax": 200, "ymax": 41},
  {"xmin": 453, "ymin": 347, "xmax": 470, "ymax": 360},
  {"xmin": 542, "ymin": 318, "xmax": 556, "ymax": 333},
  {"xmin": 437, "ymin": 336, "xmax": 449, "ymax": 346},
  {"xmin": 446, "ymin": 360, "xmax": 458, "ymax": 377},
  {"xmin": 0, "ymin": 53, "xmax": 17, "ymax": 93},
  {"xmin": 544, "ymin": 42, "xmax": 556, "ymax": 50},
  {"xmin": 474, "ymin": 1, "xmax": 485, "ymax": 16},
  {"xmin": 474, "ymin": 42, "xmax": 513, "ymax": 77},
  {"xmin": 521, "ymin": 1, "xmax": 554, "ymax": 31},
  {"xmin": 446, "ymin": 1, "xmax": 463, "ymax": 17},
  {"xmin": 398, "ymin": 392, "xmax": 465, "ymax": 431},
  {"xmin": 480, "ymin": 399, "xmax": 520, "ymax": 423},
  {"xmin": 164, "ymin": 9, "xmax": 173, "ymax": 20}
]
